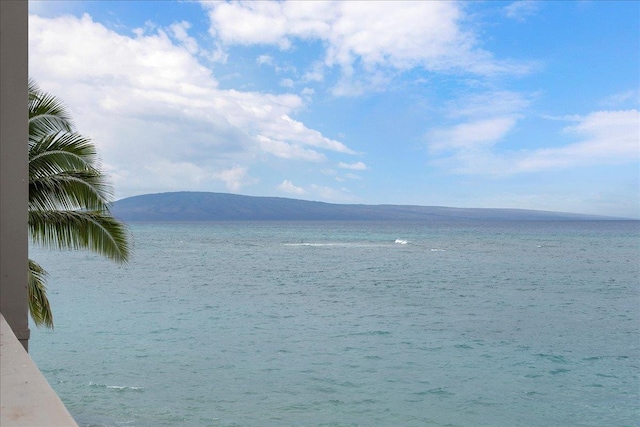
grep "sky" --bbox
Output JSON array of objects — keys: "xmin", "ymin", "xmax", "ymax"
[{"xmin": 28, "ymin": 1, "xmax": 640, "ymax": 218}]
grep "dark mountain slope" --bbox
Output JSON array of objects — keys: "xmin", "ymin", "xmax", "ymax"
[{"xmin": 111, "ymin": 191, "xmax": 618, "ymax": 222}]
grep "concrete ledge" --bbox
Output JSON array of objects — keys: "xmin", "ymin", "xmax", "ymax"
[{"xmin": 1, "ymin": 314, "xmax": 78, "ymax": 426}]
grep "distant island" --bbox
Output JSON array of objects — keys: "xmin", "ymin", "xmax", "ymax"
[{"xmin": 110, "ymin": 191, "xmax": 624, "ymax": 222}]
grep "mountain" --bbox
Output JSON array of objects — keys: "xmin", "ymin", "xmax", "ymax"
[{"xmin": 111, "ymin": 191, "xmax": 620, "ymax": 222}]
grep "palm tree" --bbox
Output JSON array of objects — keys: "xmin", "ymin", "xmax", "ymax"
[{"xmin": 28, "ymin": 79, "xmax": 130, "ymax": 327}]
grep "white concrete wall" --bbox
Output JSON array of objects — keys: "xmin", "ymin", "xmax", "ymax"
[{"xmin": 1, "ymin": 315, "xmax": 78, "ymax": 426}]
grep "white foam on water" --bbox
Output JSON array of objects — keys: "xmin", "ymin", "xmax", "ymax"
[
  {"xmin": 106, "ymin": 386, "xmax": 144, "ymax": 391},
  {"xmin": 284, "ymin": 242, "xmax": 387, "ymax": 248},
  {"xmin": 89, "ymin": 382, "xmax": 144, "ymax": 391},
  {"xmin": 285, "ymin": 243, "xmax": 340, "ymax": 247},
  {"xmin": 394, "ymin": 239, "xmax": 408, "ymax": 245}
]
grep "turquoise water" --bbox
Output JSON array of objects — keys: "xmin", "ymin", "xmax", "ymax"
[{"xmin": 29, "ymin": 221, "xmax": 639, "ymax": 426}]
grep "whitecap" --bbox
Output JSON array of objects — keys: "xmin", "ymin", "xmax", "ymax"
[
  {"xmin": 285, "ymin": 243, "xmax": 338, "ymax": 247},
  {"xmin": 285, "ymin": 242, "xmax": 384, "ymax": 248},
  {"xmin": 106, "ymin": 385, "xmax": 144, "ymax": 390},
  {"xmin": 90, "ymin": 382, "xmax": 144, "ymax": 391},
  {"xmin": 395, "ymin": 239, "xmax": 408, "ymax": 245}
]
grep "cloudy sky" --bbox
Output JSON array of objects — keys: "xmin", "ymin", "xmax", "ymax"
[{"xmin": 29, "ymin": 1, "xmax": 639, "ymax": 218}]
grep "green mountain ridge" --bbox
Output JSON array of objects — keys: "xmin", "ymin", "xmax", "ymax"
[{"xmin": 111, "ymin": 191, "xmax": 623, "ymax": 222}]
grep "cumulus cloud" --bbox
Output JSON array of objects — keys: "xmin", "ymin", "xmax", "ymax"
[
  {"xmin": 256, "ymin": 54, "xmax": 274, "ymax": 66},
  {"xmin": 338, "ymin": 161, "xmax": 367, "ymax": 171},
  {"xmin": 264, "ymin": 115, "xmax": 355, "ymax": 154},
  {"xmin": 302, "ymin": 61, "xmax": 325, "ymax": 83},
  {"xmin": 202, "ymin": 1, "xmax": 531, "ymax": 94},
  {"xmin": 144, "ymin": 160, "xmax": 209, "ymax": 188},
  {"xmin": 277, "ymin": 180, "xmax": 306, "ymax": 195},
  {"xmin": 277, "ymin": 180, "xmax": 355, "ymax": 202},
  {"xmin": 257, "ymin": 135, "xmax": 326, "ymax": 161},
  {"xmin": 29, "ymin": 13, "xmax": 357, "ymax": 198},
  {"xmin": 214, "ymin": 166, "xmax": 254, "ymax": 192},
  {"xmin": 309, "ymin": 184, "xmax": 355, "ymax": 202},
  {"xmin": 169, "ymin": 21, "xmax": 199, "ymax": 55}
]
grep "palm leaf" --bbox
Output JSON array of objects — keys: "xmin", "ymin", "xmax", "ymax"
[
  {"xmin": 29, "ymin": 170, "xmax": 112, "ymax": 212},
  {"xmin": 29, "ymin": 210, "xmax": 130, "ymax": 263},
  {"xmin": 28, "ymin": 259, "xmax": 53, "ymax": 328},
  {"xmin": 28, "ymin": 78, "xmax": 131, "ymax": 328},
  {"xmin": 29, "ymin": 132, "xmax": 99, "ymax": 178},
  {"xmin": 29, "ymin": 131, "xmax": 112, "ymax": 212},
  {"xmin": 29, "ymin": 79, "xmax": 73, "ymax": 142}
]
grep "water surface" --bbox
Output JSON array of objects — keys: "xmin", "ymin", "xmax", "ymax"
[{"xmin": 30, "ymin": 221, "xmax": 640, "ymax": 426}]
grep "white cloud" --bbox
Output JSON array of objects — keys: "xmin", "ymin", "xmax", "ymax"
[
  {"xmin": 446, "ymin": 91, "xmax": 531, "ymax": 119},
  {"xmin": 202, "ymin": 1, "xmax": 531, "ymax": 95},
  {"xmin": 257, "ymin": 135, "xmax": 325, "ymax": 161},
  {"xmin": 277, "ymin": 180, "xmax": 305, "ymax": 195},
  {"xmin": 302, "ymin": 61, "xmax": 325, "ymax": 83},
  {"xmin": 265, "ymin": 115, "xmax": 355, "ymax": 154},
  {"xmin": 513, "ymin": 110, "xmax": 640, "ymax": 172},
  {"xmin": 309, "ymin": 184, "xmax": 355, "ymax": 203},
  {"xmin": 169, "ymin": 21, "xmax": 199, "ymax": 55},
  {"xmin": 300, "ymin": 87, "xmax": 315, "ymax": 101},
  {"xmin": 214, "ymin": 166, "xmax": 255, "ymax": 192},
  {"xmin": 428, "ymin": 117, "xmax": 518, "ymax": 153},
  {"xmin": 29, "ymin": 13, "xmax": 357, "ymax": 198},
  {"xmin": 280, "ymin": 78, "xmax": 295, "ymax": 88},
  {"xmin": 277, "ymin": 179, "xmax": 357, "ymax": 202},
  {"xmin": 338, "ymin": 161, "xmax": 367, "ymax": 171},
  {"xmin": 429, "ymin": 109, "xmax": 640, "ymax": 175},
  {"xmin": 144, "ymin": 160, "xmax": 209, "ymax": 187},
  {"xmin": 601, "ymin": 89, "xmax": 640, "ymax": 108},
  {"xmin": 256, "ymin": 54, "xmax": 274, "ymax": 66},
  {"xmin": 504, "ymin": 1, "xmax": 539, "ymax": 21}
]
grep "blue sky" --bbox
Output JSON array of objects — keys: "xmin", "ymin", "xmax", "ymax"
[{"xmin": 29, "ymin": 1, "xmax": 639, "ymax": 218}]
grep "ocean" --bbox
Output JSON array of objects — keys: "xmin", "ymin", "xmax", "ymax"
[{"xmin": 29, "ymin": 221, "xmax": 639, "ymax": 427}]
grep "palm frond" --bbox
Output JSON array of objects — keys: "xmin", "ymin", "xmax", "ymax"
[
  {"xmin": 29, "ymin": 131, "xmax": 113, "ymax": 211},
  {"xmin": 29, "ymin": 132, "xmax": 98, "ymax": 178},
  {"xmin": 29, "ymin": 170, "xmax": 112, "ymax": 212},
  {"xmin": 28, "ymin": 259, "xmax": 54, "ymax": 328},
  {"xmin": 29, "ymin": 210, "xmax": 130, "ymax": 263},
  {"xmin": 29, "ymin": 79, "xmax": 74, "ymax": 142},
  {"xmin": 27, "ymin": 78, "xmax": 131, "ymax": 329}
]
